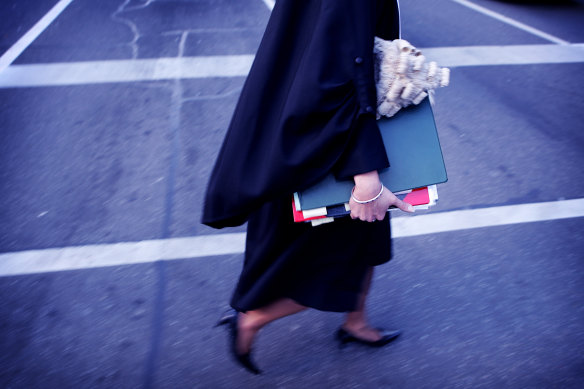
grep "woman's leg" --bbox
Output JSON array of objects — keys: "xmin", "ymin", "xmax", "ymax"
[
  {"xmin": 342, "ymin": 266, "xmax": 384, "ymax": 341},
  {"xmin": 236, "ymin": 298, "xmax": 307, "ymax": 354}
]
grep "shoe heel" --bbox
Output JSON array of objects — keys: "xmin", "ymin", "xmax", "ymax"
[
  {"xmin": 216, "ymin": 310, "xmax": 263, "ymax": 375},
  {"xmin": 335, "ymin": 328, "xmax": 350, "ymax": 349},
  {"xmin": 215, "ymin": 316, "xmax": 229, "ymax": 328},
  {"xmin": 215, "ymin": 310, "xmax": 235, "ymax": 328}
]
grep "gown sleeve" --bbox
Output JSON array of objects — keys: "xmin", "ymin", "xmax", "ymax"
[
  {"xmin": 332, "ymin": 0, "xmax": 401, "ymax": 180},
  {"xmin": 333, "ymin": 114, "xmax": 389, "ymax": 180}
]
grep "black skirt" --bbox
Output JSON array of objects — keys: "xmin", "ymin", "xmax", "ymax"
[{"xmin": 230, "ymin": 197, "xmax": 392, "ymax": 313}]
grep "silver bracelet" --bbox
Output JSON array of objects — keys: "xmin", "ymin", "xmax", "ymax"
[{"xmin": 351, "ymin": 184, "xmax": 384, "ymax": 204}]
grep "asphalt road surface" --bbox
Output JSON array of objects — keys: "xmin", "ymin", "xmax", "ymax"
[{"xmin": 1, "ymin": 0, "xmax": 583, "ymax": 388}]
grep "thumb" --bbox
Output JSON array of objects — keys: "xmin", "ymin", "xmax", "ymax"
[{"xmin": 394, "ymin": 198, "xmax": 415, "ymax": 213}]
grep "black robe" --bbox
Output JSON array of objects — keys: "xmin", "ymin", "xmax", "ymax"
[{"xmin": 202, "ymin": 0, "xmax": 401, "ymax": 312}]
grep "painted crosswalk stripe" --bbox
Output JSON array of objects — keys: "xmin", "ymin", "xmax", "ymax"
[
  {"xmin": 421, "ymin": 43, "xmax": 584, "ymax": 68},
  {"xmin": 0, "ymin": 199, "xmax": 583, "ymax": 277},
  {"xmin": 0, "ymin": 55, "xmax": 256, "ymax": 88},
  {"xmin": 391, "ymin": 198, "xmax": 584, "ymax": 238},
  {"xmin": 1, "ymin": 44, "xmax": 583, "ymax": 88},
  {"xmin": 0, "ymin": 0, "xmax": 76, "ymax": 73},
  {"xmin": 261, "ymin": 0, "xmax": 275, "ymax": 11}
]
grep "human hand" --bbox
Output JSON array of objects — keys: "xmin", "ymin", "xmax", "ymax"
[{"xmin": 349, "ymin": 171, "xmax": 414, "ymax": 222}]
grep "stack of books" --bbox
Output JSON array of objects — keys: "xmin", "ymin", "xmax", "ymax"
[
  {"xmin": 293, "ymin": 185, "xmax": 439, "ymax": 223},
  {"xmin": 292, "ymin": 97, "xmax": 447, "ymax": 225}
]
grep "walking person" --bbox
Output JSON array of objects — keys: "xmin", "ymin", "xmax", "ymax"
[{"xmin": 202, "ymin": 0, "xmax": 412, "ymax": 375}]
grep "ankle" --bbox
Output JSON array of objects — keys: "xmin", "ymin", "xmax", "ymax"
[
  {"xmin": 342, "ymin": 321, "xmax": 365, "ymax": 332},
  {"xmin": 344, "ymin": 314, "xmax": 367, "ymax": 330},
  {"xmin": 239, "ymin": 312, "xmax": 263, "ymax": 333}
]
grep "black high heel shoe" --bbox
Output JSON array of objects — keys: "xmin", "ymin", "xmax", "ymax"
[
  {"xmin": 216, "ymin": 311, "xmax": 262, "ymax": 375},
  {"xmin": 336, "ymin": 327, "xmax": 401, "ymax": 348}
]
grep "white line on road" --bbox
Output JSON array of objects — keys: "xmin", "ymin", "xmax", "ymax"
[
  {"xmin": 0, "ymin": 0, "xmax": 76, "ymax": 73},
  {"xmin": 0, "ymin": 233, "xmax": 247, "ymax": 278},
  {"xmin": 449, "ymin": 0, "xmax": 570, "ymax": 45},
  {"xmin": 391, "ymin": 198, "xmax": 584, "ymax": 238},
  {"xmin": 422, "ymin": 43, "xmax": 584, "ymax": 68},
  {"xmin": 0, "ymin": 55, "xmax": 256, "ymax": 88},
  {"xmin": 1, "ymin": 44, "xmax": 583, "ymax": 88},
  {"xmin": 261, "ymin": 0, "xmax": 275, "ymax": 11},
  {"xmin": 1, "ymin": 199, "xmax": 583, "ymax": 277}
]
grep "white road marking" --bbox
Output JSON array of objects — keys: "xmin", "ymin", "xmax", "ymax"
[
  {"xmin": 449, "ymin": 0, "xmax": 570, "ymax": 45},
  {"xmin": 1, "ymin": 199, "xmax": 583, "ymax": 277},
  {"xmin": 261, "ymin": 0, "xmax": 275, "ymax": 11},
  {"xmin": 391, "ymin": 198, "xmax": 584, "ymax": 238},
  {"xmin": 0, "ymin": 233, "xmax": 247, "ymax": 277},
  {"xmin": 0, "ymin": 0, "xmax": 76, "ymax": 73},
  {"xmin": 0, "ymin": 55, "xmax": 255, "ymax": 88},
  {"xmin": 1, "ymin": 44, "xmax": 583, "ymax": 88},
  {"xmin": 422, "ymin": 43, "xmax": 584, "ymax": 68}
]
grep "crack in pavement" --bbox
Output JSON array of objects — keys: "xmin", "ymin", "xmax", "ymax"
[{"xmin": 111, "ymin": 0, "xmax": 157, "ymax": 59}]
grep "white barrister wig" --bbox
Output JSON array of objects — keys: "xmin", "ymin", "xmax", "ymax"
[{"xmin": 374, "ymin": 38, "xmax": 450, "ymax": 119}]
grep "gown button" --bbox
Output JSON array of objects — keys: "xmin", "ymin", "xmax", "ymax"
[
  {"xmin": 354, "ymin": 57, "xmax": 363, "ymax": 64},
  {"xmin": 365, "ymin": 106, "xmax": 374, "ymax": 113}
]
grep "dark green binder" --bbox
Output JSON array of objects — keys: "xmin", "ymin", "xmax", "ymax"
[{"xmin": 297, "ymin": 97, "xmax": 447, "ymax": 210}]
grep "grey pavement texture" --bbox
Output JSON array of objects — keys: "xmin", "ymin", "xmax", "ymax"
[
  {"xmin": 1, "ymin": 0, "xmax": 584, "ymax": 388},
  {"xmin": 2, "ymin": 219, "xmax": 583, "ymax": 388}
]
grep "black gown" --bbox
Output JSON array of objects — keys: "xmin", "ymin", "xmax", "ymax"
[{"xmin": 202, "ymin": 0, "xmax": 401, "ymax": 312}]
